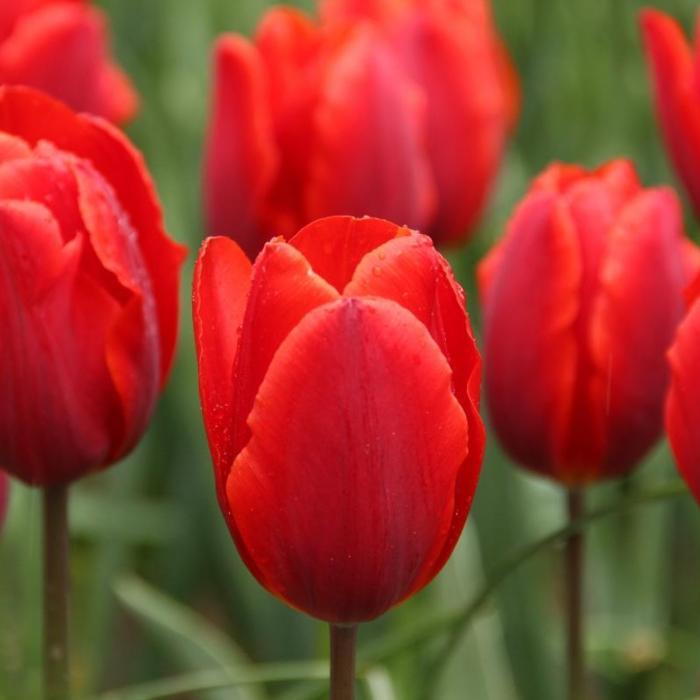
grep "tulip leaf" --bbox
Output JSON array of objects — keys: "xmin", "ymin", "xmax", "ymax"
[
  {"xmin": 113, "ymin": 574, "xmax": 264, "ymax": 700},
  {"xmin": 364, "ymin": 667, "xmax": 398, "ymax": 700},
  {"xmin": 97, "ymin": 663, "xmax": 329, "ymax": 700}
]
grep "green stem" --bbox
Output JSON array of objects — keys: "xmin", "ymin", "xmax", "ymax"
[
  {"xmin": 330, "ymin": 625, "xmax": 357, "ymax": 700},
  {"xmin": 43, "ymin": 484, "xmax": 70, "ymax": 700},
  {"xmin": 566, "ymin": 489, "xmax": 585, "ymax": 700}
]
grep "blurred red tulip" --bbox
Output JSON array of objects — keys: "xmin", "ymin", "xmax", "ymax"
[
  {"xmin": 479, "ymin": 160, "xmax": 698, "ymax": 485},
  {"xmin": 666, "ymin": 275, "xmax": 700, "ymax": 504},
  {"xmin": 0, "ymin": 0, "xmax": 137, "ymax": 123},
  {"xmin": 194, "ymin": 215, "xmax": 484, "ymax": 623},
  {"xmin": 0, "ymin": 86, "xmax": 186, "ymax": 486},
  {"xmin": 641, "ymin": 8, "xmax": 700, "ymax": 219},
  {"xmin": 203, "ymin": 0, "xmax": 517, "ymax": 257}
]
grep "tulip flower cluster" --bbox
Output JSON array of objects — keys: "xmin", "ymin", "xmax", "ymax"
[
  {"xmin": 204, "ymin": 0, "xmax": 517, "ymax": 256},
  {"xmin": 5, "ymin": 1, "xmax": 700, "ymax": 700}
]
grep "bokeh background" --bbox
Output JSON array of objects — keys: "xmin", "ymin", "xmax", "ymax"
[{"xmin": 2, "ymin": 1, "xmax": 700, "ymax": 698}]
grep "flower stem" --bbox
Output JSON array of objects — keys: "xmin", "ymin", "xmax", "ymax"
[
  {"xmin": 566, "ymin": 488, "xmax": 585, "ymax": 700},
  {"xmin": 43, "ymin": 484, "xmax": 70, "ymax": 700},
  {"xmin": 330, "ymin": 624, "xmax": 357, "ymax": 700}
]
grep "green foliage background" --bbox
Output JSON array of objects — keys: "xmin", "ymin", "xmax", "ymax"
[{"xmin": 2, "ymin": 1, "xmax": 700, "ymax": 698}]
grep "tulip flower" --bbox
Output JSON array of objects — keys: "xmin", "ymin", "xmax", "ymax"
[
  {"xmin": 0, "ymin": 86, "xmax": 185, "ymax": 486},
  {"xmin": 194, "ymin": 215, "xmax": 484, "ymax": 697},
  {"xmin": 203, "ymin": 0, "xmax": 517, "ymax": 257},
  {"xmin": 0, "ymin": 0, "xmax": 137, "ymax": 123},
  {"xmin": 478, "ymin": 159, "xmax": 698, "ymax": 699},
  {"xmin": 667, "ymin": 275, "xmax": 700, "ymax": 505},
  {"xmin": 641, "ymin": 8, "xmax": 700, "ymax": 220},
  {"xmin": 0, "ymin": 86, "xmax": 185, "ymax": 699},
  {"xmin": 480, "ymin": 159, "xmax": 696, "ymax": 484}
]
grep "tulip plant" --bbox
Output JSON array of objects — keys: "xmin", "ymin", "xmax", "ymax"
[
  {"xmin": 0, "ymin": 86, "xmax": 185, "ymax": 699},
  {"xmin": 479, "ymin": 159, "xmax": 697, "ymax": 699}
]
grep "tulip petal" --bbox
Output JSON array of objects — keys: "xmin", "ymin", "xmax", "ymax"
[
  {"xmin": 533, "ymin": 159, "xmax": 641, "ymax": 204},
  {"xmin": 667, "ymin": 299, "xmax": 700, "ymax": 503},
  {"xmin": 641, "ymin": 10, "xmax": 700, "ymax": 214},
  {"xmin": 94, "ymin": 61, "xmax": 139, "ymax": 127},
  {"xmin": 0, "ymin": 3, "xmax": 136, "ymax": 123},
  {"xmin": 344, "ymin": 232, "xmax": 475, "ymax": 414},
  {"xmin": 0, "ymin": 86, "xmax": 186, "ymax": 384},
  {"xmin": 231, "ymin": 240, "xmax": 339, "ymax": 462},
  {"xmin": 476, "ymin": 238, "xmax": 504, "ymax": 305},
  {"xmin": 228, "ymin": 297, "xmax": 468, "ymax": 622},
  {"xmin": 0, "ymin": 199, "xmax": 122, "ymax": 484},
  {"xmin": 320, "ymin": 0, "xmax": 406, "ymax": 23},
  {"xmin": 344, "ymin": 232, "xmax": 483, "ymax": 579},
  {"xmin": 305, "ymin": 27, "xmax": 435, "ymax": 232},
  {"xmin": 390, "ymin": 8, "xmax": 510, "ymax": 242},
  {"xmin": 481, "ymin": 191, "xmax": 580, "ymax": 479},
  {"xmin": 553, "ymin": 177, "xmax": 624, "ymax": 474},
  {"xmin": 71, "ymin": 157, "xmax": 161, "ymax": 459},
  {"xmin": 193, "ymin": 236, "xmax": 252, "ymax": 504},
  {"xmin": 204, "ymin": 35, "xmax": 277, "ymax": 257},
  {"xmin": 255, "ymin": 8, "xmax": 320, "ymax": 116},
  {"xmin": 591, "ymin": 188, "xmax": 686, "ymax": 475},
  {"xmin": 0, "ymin": 132, "xmax": 30, "ymax": 162},
  {"xmin": 289, "ymin": 214, "xmax": 410, "ymax": 291},
  {"xmin": 345, "ymin": 232, "xmax": 484, "ymax": 587},
  {"xmin": 254, "ymin": 8, "xmax": 322, "ymax": 238},
  {"xmin": 0, "ymin": 150, "xmax": 83, "ymax": 242}
]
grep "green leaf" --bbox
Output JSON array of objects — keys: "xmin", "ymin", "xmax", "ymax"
[
  {"xmin": 97, "ymin": 663, "xmax": 329, "ymax": 700},
  {"xmin": 364, "ymin": 667, "xmax": 398, "ymax": 700},
  {"xmin": 114, "ymin": 574, "xmax": 264, "ymax": 700}
]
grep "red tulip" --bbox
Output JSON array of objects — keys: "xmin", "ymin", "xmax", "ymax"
[
  {"xmin": 479, "ymin": 159, "xmax": 698, "ymax": 485},
  {"xmin": 666, "ymin": 275, "xmax": 700, "ymax": 504},
  {"xmin": 640, "ymin": 8, "xmax": 700, "ymax": 219},
  {"xmin": 0, "ymin": 86, "xmax": 186, "ymax": 486},
  {"xmin": 203, "ymin": 0, "xmax": 517, "ymax": 258},
  {"xmin": 193, "ymin": 215, "xmax": 484, "ymax": 623},
  {"xmin": 0, "ymin": 0, "xmax": 137, "ymax": 123}
]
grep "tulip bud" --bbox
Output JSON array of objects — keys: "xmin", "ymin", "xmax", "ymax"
[
  {"xmin": 479, "ymin": 160, "xmax": 698, "ymax": 485},
  {"xmin": 203, "ymin": 0, "xmax": 517, "ymax": 256},
  {"xmin": 194, "ymin": 215, "xmax": 484, "ymax": 623},
  {"xmin": 0, "ymin": 0, "xmax": 137, "ymax": 123},
  {"xmin": 0, "ymin": 87, "xmax": 186, "ymax": 485}
]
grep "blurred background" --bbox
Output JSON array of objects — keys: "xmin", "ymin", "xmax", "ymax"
[{"xmin": 2, "ymin": 0, "xmax": 700, "ymax": 698}]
